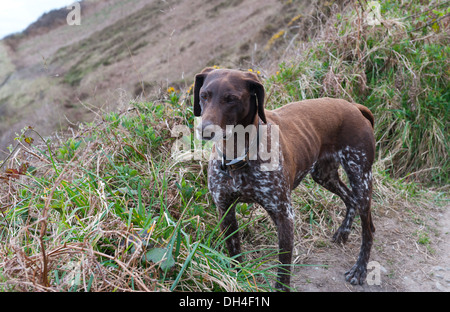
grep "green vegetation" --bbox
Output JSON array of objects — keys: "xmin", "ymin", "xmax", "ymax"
[
  {"xmin": 0, "ymin": 1, "xmax": 448, "ymax": 291},
  {"xmin": 0, "ymin": 94, "xmax": 290, "ymax": 291}
]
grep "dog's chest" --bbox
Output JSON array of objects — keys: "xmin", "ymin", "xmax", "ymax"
[{"xmin": 207, "ymin": 160, "xmax": 289, "ymax": 208}]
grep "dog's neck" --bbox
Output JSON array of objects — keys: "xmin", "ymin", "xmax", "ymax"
[{"xmin": 215, "ymin": 114, "xmax": 260, "ymax": 173}]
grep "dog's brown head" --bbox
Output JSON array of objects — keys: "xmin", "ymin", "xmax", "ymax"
[{"xmin": 193, "ymin": 67, "xmax": 266, "ymax": 140}]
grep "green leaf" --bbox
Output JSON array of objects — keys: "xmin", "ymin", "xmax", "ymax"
[
  {"xmin": 129, "ymin": 169, "xmax": 138, "ymax": 177},
  {"xmin": 170, "ymin": 242, "xmax": 199, "ymax": 291},
  {"xmin": 143, "ymin": 247, "xmax": 175, "ymax": 271}
]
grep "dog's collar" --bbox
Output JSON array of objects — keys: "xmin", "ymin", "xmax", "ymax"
[{"xmin": 215, "ymin": 119, "xmax": 260, "ymax": 176}]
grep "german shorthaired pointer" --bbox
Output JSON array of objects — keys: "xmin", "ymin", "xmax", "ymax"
[{"xmin": 193, "ymin": 67, "xmax": 375, "ymax": 291}]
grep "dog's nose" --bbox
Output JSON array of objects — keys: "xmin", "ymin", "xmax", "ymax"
[{"xmin": 196, "ymin": 120, "xmax": 216, "ymax": 140}]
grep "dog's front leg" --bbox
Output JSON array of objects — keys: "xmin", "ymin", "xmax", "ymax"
[
  {"xmin": 217, "ymin": 202, "xmax": 243, "ymax": 263},
  {"xmin": 266, "ymin": 203, "xmax": 294, "ymax": 292}
]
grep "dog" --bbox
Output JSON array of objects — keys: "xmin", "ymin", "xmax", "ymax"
[{"xmin": 193, "ymin": 67, "xmax": 375, "ymax": 291}]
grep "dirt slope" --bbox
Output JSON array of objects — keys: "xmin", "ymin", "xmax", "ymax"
[{"xmin": 0, "ymin": 0, "xmax": 306, "ymax": 155}]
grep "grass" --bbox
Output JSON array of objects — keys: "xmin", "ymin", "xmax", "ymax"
[
  {"xmin": 1, "ymin": 1, "xmax": 449, "ymax": 292},
  {"xmin": 0, "ymin": 91, "xmax": 290, "ymax": 291}
]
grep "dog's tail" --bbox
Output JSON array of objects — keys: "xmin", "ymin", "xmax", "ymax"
[{"xmin": 354, "ymin": 103, "xmax": 374, "ymax": 128}]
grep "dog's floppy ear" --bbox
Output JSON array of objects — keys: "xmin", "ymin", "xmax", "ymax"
[
  {"xmin": 246, "ymin": 74, "xmax": 266, "ymax": 124},
  {"xmin": 193, "ymin": 67, "xmax": 215, "ymax": 116}
]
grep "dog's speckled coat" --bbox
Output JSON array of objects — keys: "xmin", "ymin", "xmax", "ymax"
[{"xmin": 194, "ymin": 68, "xmax": 375, "ymax": 291}]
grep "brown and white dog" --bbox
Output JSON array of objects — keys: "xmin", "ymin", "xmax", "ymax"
[{"xmin": 193, "ymin": 67, "xmax": 375, "ymax": 291}]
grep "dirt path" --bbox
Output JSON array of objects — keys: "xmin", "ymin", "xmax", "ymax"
[{"xmin": 291, "ymin": 201, "xmax": 450, "ymax": 292}]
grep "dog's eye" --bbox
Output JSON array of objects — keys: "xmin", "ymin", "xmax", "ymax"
[{"xmin": 224, "ymin": 95, "xmax": 238, "ymax": 103}]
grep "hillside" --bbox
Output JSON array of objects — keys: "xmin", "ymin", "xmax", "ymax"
[
  {"xmin": 0, "ymin": 0, "xmax": 449, "ymax": 293},
  {"xmin": 0, "ymin": 0, "xmax": 308, "ymax": 154}
]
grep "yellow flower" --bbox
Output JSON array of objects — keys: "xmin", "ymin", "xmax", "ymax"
[
  {"xmin": 147, "ymin": 223, "xmax": 156, "ymax": 234},
  {"xmin": 256, "ymin": 70, "xmax": 261, "ymax": 75},
  {"xmin": 167, "ymin": 87, "xmax": 175, "ymax": 93},
  {"xmin": 248, "ymin": 68, "xmax": 253, "ymax": 72},
  {"xmin": 264, "ymin": 29, "xmax": 286, "ymax": 50},
  {"xmin": 287, "ymin": 14, "xmax": 302, "ymax": 27}
]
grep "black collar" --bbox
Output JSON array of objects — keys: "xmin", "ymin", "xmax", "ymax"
[{"xmin": 215, "ymin": 119, "xmax": 260, "ymax": 178}]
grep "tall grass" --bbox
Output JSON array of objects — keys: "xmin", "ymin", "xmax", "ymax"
[
  {"xmin": 0, "ymin": 94, "xmax": 285, "ymax": 291},
  {"xmin": 265, "ymin": 0, "xmax": 449, "ymax": 184}
]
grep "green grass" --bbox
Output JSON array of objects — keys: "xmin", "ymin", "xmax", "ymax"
[{"xmin": 0, "ymin": 92, "xmax": 290, "ymax": 291}]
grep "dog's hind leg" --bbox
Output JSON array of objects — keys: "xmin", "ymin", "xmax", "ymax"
[
  {"xmin": 340, "ymin": 150, "xmax": 375, "ymax": 285},
  {"xmin": 310, "ymin": 158, "xmax": 356, "ymax": 244}
]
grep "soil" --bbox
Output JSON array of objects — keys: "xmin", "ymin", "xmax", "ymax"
[{"xmin": 291, "ymin": 197, "xmax": 450, "ymax": 292}]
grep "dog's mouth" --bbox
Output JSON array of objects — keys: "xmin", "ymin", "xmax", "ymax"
[{"xmin": 196, "ymin": 124, "xmax": 231, "ymax": 141}]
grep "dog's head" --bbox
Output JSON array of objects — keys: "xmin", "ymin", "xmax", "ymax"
[{"xmin": 193, "ymin": 67, "xmax": 266, "ymax": 141}]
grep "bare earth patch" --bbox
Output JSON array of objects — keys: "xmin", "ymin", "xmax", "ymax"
[{"xmin": 289, "ymin": 187, "xmax": 449, "ymax": 292}]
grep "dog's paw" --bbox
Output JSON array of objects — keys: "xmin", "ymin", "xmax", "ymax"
[
  {"xmin": 332, "ymin": 226, "xmax": 350, "ymax": 244},
  {"xmin": 345, "ymin": 263, "xmax": 367, "ymax": 285}
]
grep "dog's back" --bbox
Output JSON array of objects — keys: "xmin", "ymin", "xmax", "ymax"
[
  {"xmin": 267, "ymin": 97, "xmax": 373, "ymax": 135},
  {"xmin": 264, "ymin": 98, "xmax": 375, "ymax": 188}
]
